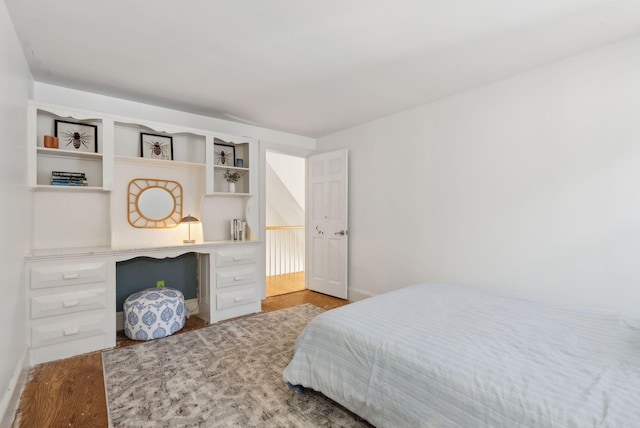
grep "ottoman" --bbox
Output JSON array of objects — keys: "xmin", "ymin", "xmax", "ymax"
[{"xmin": 123, "ymin": 288, "xmax": 186, "ymax": 341}]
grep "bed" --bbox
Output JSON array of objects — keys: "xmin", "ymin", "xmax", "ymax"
[{"xmin": 283, "ymin": 283, "xmax": 640, "ymax": 427}]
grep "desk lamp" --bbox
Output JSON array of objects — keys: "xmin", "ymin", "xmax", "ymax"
[{"xmin": 180, "ymin": 214, "xmax": 199, "ymax": 244}]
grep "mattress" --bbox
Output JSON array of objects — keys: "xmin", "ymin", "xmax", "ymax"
[{"xmin": 283, "ymin": 283, "xmax": 640, "ymax": 427}]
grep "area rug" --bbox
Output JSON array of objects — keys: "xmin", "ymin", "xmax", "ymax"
[{"xmin": 102, "ymin": 304, "xmax": 371, "ymax": 427}]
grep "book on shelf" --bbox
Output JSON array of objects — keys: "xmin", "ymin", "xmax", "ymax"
[
  {"xmin": 50, "ymin": 181, "xmax": 89, "ymax": 186},
  {"xmin": 50, "ymin": 180, "xmax": 88, "ymax": 185},
  {"xmin": 50, "ymin": 177, "xmax": 88, "ymax": 183},
  {"xmin": 51, "ymin": 171, "xmax": 86, "ymax": 178},
  {"xmin": 50, "ymin": 170, "xmax": 88, "ymax": 186}
]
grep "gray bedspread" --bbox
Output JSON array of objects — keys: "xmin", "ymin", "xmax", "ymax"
[{"xmin": 283, "ymin": 283, "xmax": 640, "ymax": 427}]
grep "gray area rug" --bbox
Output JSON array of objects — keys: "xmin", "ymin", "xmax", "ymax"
[{"xmin": 103, "ymin": 304, "xmax": 371, "ymax": 427}]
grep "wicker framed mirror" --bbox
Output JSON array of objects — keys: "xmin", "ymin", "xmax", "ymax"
[{"xmin": 128, "ymin": 178, "xmax": 183, "ymax": 228}]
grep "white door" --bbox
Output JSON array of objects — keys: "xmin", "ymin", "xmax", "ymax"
[{"xmin": 307, "ymin": 149, "xmax": 348, "ymax": 299}]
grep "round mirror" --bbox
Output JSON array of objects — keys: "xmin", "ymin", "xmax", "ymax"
[
  {"xmin": 128, "ymin": 178, "xmax": 183, "ymax": 228},
  {"xmin": 137, "ymin": 187, "xmax": 175, "ymax": 220}
]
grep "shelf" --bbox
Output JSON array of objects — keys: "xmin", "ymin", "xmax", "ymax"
[
  {"xmin": 210, "ymin": 192, "xmax": 253, "ymax": 197},
  {"xmin": 114, "ymin": 155, "xmax": 205, "ymax": 169},
  {"xmin": 214, "ymin": 165, "xmax": 249, "ymax": 172},
  {"xmin": 37, "ymin": 147, "xmax": 103, "ymax": 160},
  {"xmin": 35, "ymin": 184, "xmax": 106, "ymax": 192}
]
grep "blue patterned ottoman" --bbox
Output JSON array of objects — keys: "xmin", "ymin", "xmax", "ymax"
[{"xmin": 123, "ymin": 288, "xmax": 186, "ymax": 341}]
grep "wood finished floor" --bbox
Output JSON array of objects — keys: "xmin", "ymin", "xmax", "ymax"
[
  {"xmin": 13, "ymin": 290, "xmax": 348, "ymax": 428},
  {"xmin": 266, "ymin": 271, "xmax": 305, "ymax": 297}
]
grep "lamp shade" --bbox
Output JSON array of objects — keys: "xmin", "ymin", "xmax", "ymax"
[{"xmin": 180, "ymin": 215, "xmax": 199, "ymax": 223}]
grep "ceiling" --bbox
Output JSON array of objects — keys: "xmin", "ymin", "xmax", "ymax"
[{"xmin": 6, "ymin": 0, "xmax": 640, "ymax": 138}]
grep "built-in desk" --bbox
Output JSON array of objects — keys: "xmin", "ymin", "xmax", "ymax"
[{"xmin": 25, "ymin": 241, "xmax": 263, "ymax": 365}]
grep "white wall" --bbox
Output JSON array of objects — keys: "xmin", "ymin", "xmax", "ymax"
[
  {"xmin": 0, "ymin": 1, "xmax": 33, "ymax": 423},
  {"xmin": 318, "ymin": 35, "xmax": 640, "ymax": 315},
  {"xmin": 266, "ymin": 152, "xmax": 305, "ymax": 226},
  {"xmin": 267, "ymin": 152, "xmax": 305, "ymax": 211}
]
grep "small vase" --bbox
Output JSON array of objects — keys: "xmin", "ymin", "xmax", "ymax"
[
  {"xmin": 43, "ymin": 135, "xmax": 59, "ymax": 148},
  {"xmin": 228, "ymin": 182, "xmax": 236, "ymax": 193}
]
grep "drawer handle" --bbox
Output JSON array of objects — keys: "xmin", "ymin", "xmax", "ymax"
[
  {"xmin": 63, "ymin": 273, "xmax": 79, "ymax": 280},
  {"xmin": 234, "ymin": 276, "xmax": 243, "ymax": 281},
  {"xmin": 234, "ymin": 297, "xmax": 244, "ymax": 302},
  {"xmin": 63, "ymin": 328, "xmax": 79, "ymax": 336},
  {"xmin": 232, "ymin": 257, "xmax": 243, "ymax": 261},
  {"xmin": 63, "ymin": 300, "xmax": 79, "ymax": 308}
]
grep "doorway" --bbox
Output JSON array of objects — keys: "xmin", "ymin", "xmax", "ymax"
[{"xmin": 265, "ymin": 151, "xmax": 306, "ymax": 297}]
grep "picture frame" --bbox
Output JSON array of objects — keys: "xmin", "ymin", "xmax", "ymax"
[
  {"xmin": 55, "ymin": 120, "xmax": 98, "ymax": 153},
  {"xmin": 214, "ymin": 142, "xmax": 235, "ymax": 166},
  {"xmin": 140, "ymin": 133, "xmax": 173, "ymax": 160}
]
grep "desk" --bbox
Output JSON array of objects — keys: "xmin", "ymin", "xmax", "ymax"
[{"xmin": 25, "ymin": 241, "xmax": 262, "ymax": 365}]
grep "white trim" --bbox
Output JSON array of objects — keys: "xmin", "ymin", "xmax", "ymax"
[
  {"xmin": 261, "ymin": 141, "xmax": 316, "ymax": 300},
  {"xmin": 115, "ymin": 298, "xmax": 200, "ymax": 331},
  {"xmin": 347, "ymin": 287, "xmax": 376, "ymax": 302},
  {"xmin": 0, "ymin": 348, "xmax": 30, "ymax": 428}
]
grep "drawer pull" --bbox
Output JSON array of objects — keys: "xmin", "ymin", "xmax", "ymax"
[
  {"xmin": 234, "ymin": 297, "xmax": 244, "ymax": 302},
  {"xmin": 63, "ymin": 273, "xmax": 79, "ymax": 280},
  {"xmin": 232, "ymin": 257, "xmax": 244, "ymax": 262},
  {"xmin": 63, "ymin": 300, "xmax": 79, "ymax": 308},
  {"xmin": 63, "ymin": 328, "xmax": 79, "ymax": 336},
  {"xmin": 234, "ymin": 276, "xmax": 243, "ymax": 281}
]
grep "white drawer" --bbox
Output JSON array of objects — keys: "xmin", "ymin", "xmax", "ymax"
[
  {"xmin": 216, "ymin": 286, "xmax": 256, "ymax": 310},
  {"xmin": 216, "ymin": 247, "xmax": 257, "ymax": 267},
  {"xmin": 30, "ymin": 261, "xmax": 108, "ymax": 289},
  {"xmin": 31, "ymin": 312, "xmax": 107, "ymax": 348},
  {"xmin": 216, "ymin": 266, "xmax": 256, "ymax": 289},
  {"xmin": 31, "ymin": 287, "xmax": 107, "ymax": 319}
]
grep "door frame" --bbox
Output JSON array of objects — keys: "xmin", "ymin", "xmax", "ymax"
[{"xmin": 258, "ymin": 141, "xmax": 315, "ymax": 300}]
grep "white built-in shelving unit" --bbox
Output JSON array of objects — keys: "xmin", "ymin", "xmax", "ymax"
[
  {"xmin": 25, "ymin": 100, "xmax": 263, "ymax": 364},
  {"xmin": 27, "ymin": 100, "xmax": 259, "ymax": 249}
]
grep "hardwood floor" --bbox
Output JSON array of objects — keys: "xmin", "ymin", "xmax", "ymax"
[
  {"xmin": 12, "ymin": 290, "xmax": 348, "ymax": 427},
  {"xmin": 266, "ymin": 271, "xmax": 305, "ymax": 297},
  {"xmin": 16, "ymin": 353, "xmax": 107, "ymax": 428}
]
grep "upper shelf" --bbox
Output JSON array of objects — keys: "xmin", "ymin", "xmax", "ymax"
[
  {"xmin": 213, "ymin": 165, "xmax": 250, "ymax": 172},
  {"xmin": 37, "ymin": 147, "xmax": 103, "ymax": 160},
  {"xmin": 28, "ymin": 100, "xmax": 256, "ymax": 196},
  {"xmin": 114, "ymin": 155, "xmax": 205, "ymax": 169}
]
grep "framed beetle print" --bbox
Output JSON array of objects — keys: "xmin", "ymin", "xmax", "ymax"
[
  {"xmin": 55, "ymin": 120, "xmax": 98, "ymax": 153},
  {"xmin": 140, "ymin": 133, "xmax": 173, "ymax": 160},
  {"xmin": 214, "ymin": 142, "xmax": 235, "ymax": 166}
]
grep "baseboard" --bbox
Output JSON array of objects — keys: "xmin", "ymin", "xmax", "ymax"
[
  {"xmin": 348, "ymin": 287, "xmax": 376, "ymax": 302},
  {"xmin": 116, "ymin": 298, "xmax": 200, "ymax": 331},
  {"xmin": 0, "ymin": 347, "xmax": 30, "ymax": 428}
]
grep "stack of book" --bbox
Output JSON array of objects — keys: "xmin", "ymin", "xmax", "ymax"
[{"xmin": 50, "ymin": 171, "xmax": 88, "ymax": 186}]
